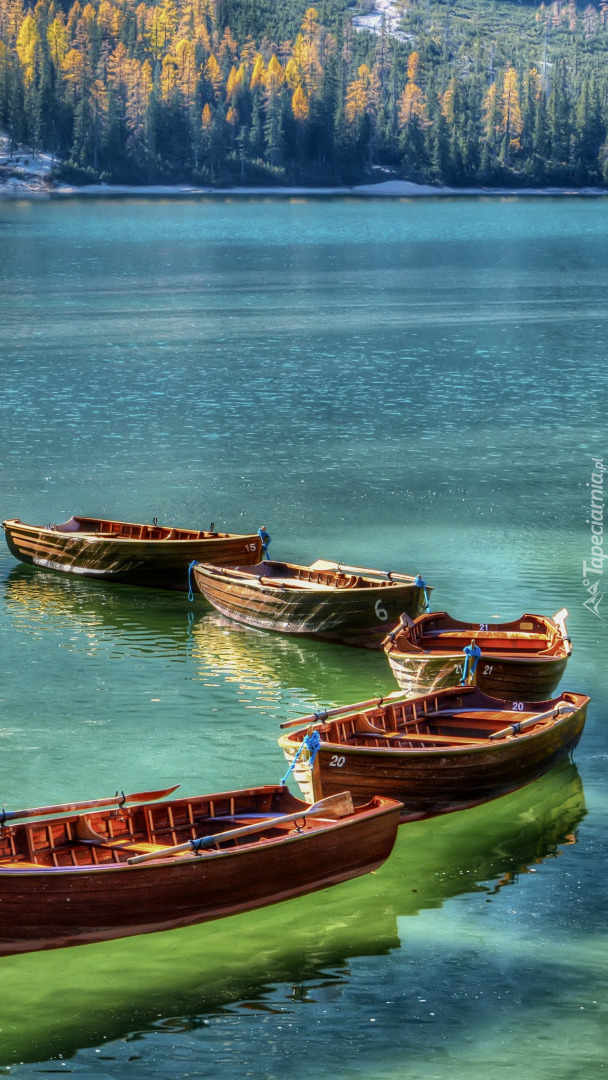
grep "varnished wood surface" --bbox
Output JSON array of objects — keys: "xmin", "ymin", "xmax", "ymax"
[
  {"xmin": 278, "ymin": 686, "xmax": 588, "ymax": 820},
  {"xmin": 383, "ymin": 611, "xmax": 571, "ymax": 699},
  {"xmin": 0, "ymin": 785, "xmax": 401, "ymax": 955},
  {"xmin": 192, "ymin": 560, "xmax": 430, "ymax": 648},
  {"xmin": 2, "ymin": 517, "xmax": 262, "ymax": 591}
]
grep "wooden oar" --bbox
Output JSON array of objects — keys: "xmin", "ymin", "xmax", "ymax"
[
  {"xmin": 126, "ymin": 791, "xmax": 355, "ymax": 865},
  {"xmin": 0, "ymin": 785, "xmax": 181, "ymax": 824},
  {"xmin": 381, "ymin": 611, "xmax": 415, "ymax": 647},
  {"xmin": 488, "ymin": 703, "xmax": 575, "ymax": 741},
  {"xmin": 279, "ymin": 691, "xmax": 408, "ymax": 731},
  {"xmin": 309, "ymin": 559, "xmax": 416, "ymax": 584}
]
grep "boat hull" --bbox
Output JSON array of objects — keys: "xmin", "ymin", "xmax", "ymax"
[
  {"xmin": 386, "ymin": 650, "xmax": 569, "ymax": 700},
  {"xmin": 2, "ymin": 519, "xmax": 261, "ymax": 591},
  {"xmin": 0, "ymin": 788, "xmax": 400, "ymax": 955},
  {"xmin": 383, "ymin": 610, "xmax": 571, "ymax": 700},
  {"xmin": 279, "ymin": 691, "xmax": 588, "ymax": 820},
  {"xmin": 192, "ymin": 567, "xmax": 428, "ymax": 649}
]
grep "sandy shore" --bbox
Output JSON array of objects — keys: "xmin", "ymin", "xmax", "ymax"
[
  {"xmin": 2, "ymin": 177, "xmax": 608, "ymax": 198},
  {"xmin": 1, "ymin": 137, "xmax": 607, "ymax": 200},
  {"xmin": 3, "ymin": 131, "xmax": 608, "ymax": 200}
]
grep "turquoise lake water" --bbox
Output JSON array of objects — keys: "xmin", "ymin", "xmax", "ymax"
[{"xmin": 0, "ymin": 195, "xmax": 606, "ymax": 1077}]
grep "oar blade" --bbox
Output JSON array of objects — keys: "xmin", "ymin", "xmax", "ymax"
[
  {"xmin": 1, "ymin": 784, "xmax": 181, "ymax": 823},
  {"xmin": 310, "ymin": 791, "xmax": 354, "ymax": 818}
]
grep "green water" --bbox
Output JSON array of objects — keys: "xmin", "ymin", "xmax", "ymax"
[{"xmin": 0, "ymin": 196, "xmax": 606, "ymax": 1078}]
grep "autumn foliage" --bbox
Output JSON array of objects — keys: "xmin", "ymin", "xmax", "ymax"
[{"xmin": 2, "ymin": 0, "xmax": 608, "ymax": 186}]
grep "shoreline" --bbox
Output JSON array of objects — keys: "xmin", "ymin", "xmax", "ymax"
[{"xmin": 2, "ymin": 178, "xmax": 608, "ymax": 199}]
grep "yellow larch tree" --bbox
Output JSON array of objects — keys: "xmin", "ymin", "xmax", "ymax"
[
  {"xmin": 226, "ymin": 63, "xmax": 245, "ymax": 100},
  {"xmin": 406, "ymin": 50, "xmax": 420, "ymax": 85},
  {"xmin": 47, "ymin": 15, "xmax": 68, "ymax": 73},
  {"xmin": 175, "ymin": 38, "xmax": 197, "ymax": 107},
  {"xmin": 292, "ymin": 83, "xmax": 309, "ymax": 122},
  {"xmin": 345, "ymin": 63, "xmax": 371, "ymax": 128},
  {"xmin": 61, "ymin": 46, "xmax": 86, "ymax": 102},
  {"xmin": 96, "ymin": 1, "xmax": 114, "ymax": 37},
  {"xmin": 263, "ymin": 53, "xmax": 284, "ymax": 94},
  {"xmin": 125, "ymin": 58, "xmax": 152, "ymax": 144},
  {"xmin": 226, "ymin": 103, "xmax": 238, "ymax": 147},
  {"xmin": 398, "ymin": 50, "xmax": 427, "ymax": 128},
  {"xmin": 501, "ymin": 66, "xmax": 523, "ymax": 159},
  {"xmin": 250, "ymin": 52, "xmax": 265, "ymax": 90},
  {"xmin": 160, "ymin": 51, "xmax": 178, "ymax": 99},
  {"xmin": 201, "ymin": 100, "xmax": 213, "ymax": 132},
  {"xmin": 205, "ymin": 52, "xmax": 222, "ymax": 99},
  {"xmin": 107, "ymin": 41, "xmax": 129, "ymax": 90},
  {"xmin": 439, "ymin": 79, "xmax": 455, "ymax": 124},
  {"xmin": 15, "ymin": 12, "xmax": 39, "ymax": 85}
]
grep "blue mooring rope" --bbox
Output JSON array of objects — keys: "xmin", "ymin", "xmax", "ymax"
[
  {"xmin": 414, "ymin": 575, "xmax": 430, "ymax": 611},
  {"xmin": 280, "ymin": 730, "xmax": 321, "ymax": 786},
  {"xmin": 460, "ymin": 641, "xmax": 482, "ymax": 685},
  {"xmin": 258, "ymin": 526, "xmax": 271, "ymax": 560},
  {"xmin": 187, "ymin": 560, "xmax": 197, "ymax": 602}
]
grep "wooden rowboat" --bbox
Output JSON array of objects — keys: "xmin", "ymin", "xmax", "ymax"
[
  {"xmin": 191, "ymin": 558, "xmax": 432, "ymax": 648},
  {"xmin": 0, "ymin": 784, "xmax": 401, "ymax": 956},
  {"xmin": 2, "ymin": 516, "xmax": 262, "ymax": 591},
  {"xmin": 382, "ymin": 609, "xmax": 571, "ymax": 699},
  {"xmin": 277, "ymin": 685, "xmax": 589, "ymax": 821}
]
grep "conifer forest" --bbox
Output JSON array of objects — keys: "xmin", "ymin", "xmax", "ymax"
[{"xmin": 2, "ymin": 0, "xmax": 608, "ymax": 187}]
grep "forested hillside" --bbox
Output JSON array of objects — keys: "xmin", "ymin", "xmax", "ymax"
[{"xmin": 2, "ymin": 0, "xmax": 608, "ymax": 187}]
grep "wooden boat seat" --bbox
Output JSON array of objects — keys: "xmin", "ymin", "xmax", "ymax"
[
  {"xmin": 420, "ymin": 633, "xmax": 548, "ymax": 651},
  {"xmin": 261, "ymin": 577, "xmax": 337, "ymax": 591},
  {"xmin": 390, "ymin": 733, "xmax": 486, "ymax": 745}
]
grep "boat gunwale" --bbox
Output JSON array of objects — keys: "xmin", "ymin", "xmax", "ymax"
[
  {"xmin": 278, "ymin": 688, "xmax": 589, "ymax": 758},
  {"xmin": 387, "ymin": 646, "xmax": 569, "ymax": 663},
  {"xmin": 385, "ymin": 611, "xmax": 569, "ymax": 661},
  {"xmin": 278, "ymin": 713, "xmax": 580, "ymax": 758},
  {"xmin": 2, "ymin": 518, "xmax": 259, "ymax": 545},
  {"xmin": 194, "ymin": 562, "xmax": 421, "ymax": 591},
  {"xmin": 0, "ymin": 794, "xmax": 400, "ymax": 875}
]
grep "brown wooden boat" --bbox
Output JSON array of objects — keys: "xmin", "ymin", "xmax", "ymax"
[
  {"xmin": 2, "ymin": 516, "xmax": 262, "ymax": 591},
  {"xmin": 278, "ymin": 685, "xmax": 588, "ymax": 821},
  {"xmin": 382, "ymin": 609, "xmax": 571, "ymax": 700},
  {"xmin": 0, "ymin": 783, "xmax": 401, "ymax": 956},
  {"xmin": 190, "ymin": 558, "xmax": 432, "ymax": 648}
]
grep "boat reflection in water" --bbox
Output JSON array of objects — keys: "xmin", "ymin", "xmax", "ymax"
[
  {"xmin": 2, "ymin": 564, "xmax": 194, "ymax": 660},
  {"xmin": 0, "ymin": 761, "xmax": 585, "ymax": 1066},
  {"xmin": 2, "ymin": 567, "xmax": 387, "ymax": 710},
  {"xmin": 188, "ymin": 611, "xmax": 389, "ymax": 713}
]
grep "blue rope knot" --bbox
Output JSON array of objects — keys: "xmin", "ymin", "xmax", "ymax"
[
  {"xmin": 460, "ymin": 641, "xmax": 482, "ymax": 685},
  {"xmin": 187, "ymin": 560, "xmax": 198, "ymax": 602},
  {"xmin": 280, "ymin": 729, "xmax": 322, "ymax": 786},
  {"xmin": 510, "ymin": 722, "xmax": 522, "ymax": 734},
  {"xmin": 258, "ymin": 526, "xmax": 271, "ymax": 560},
  {"xmin": 414, "ymin": 575, "xmax": 430, "ymax": 611}
]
